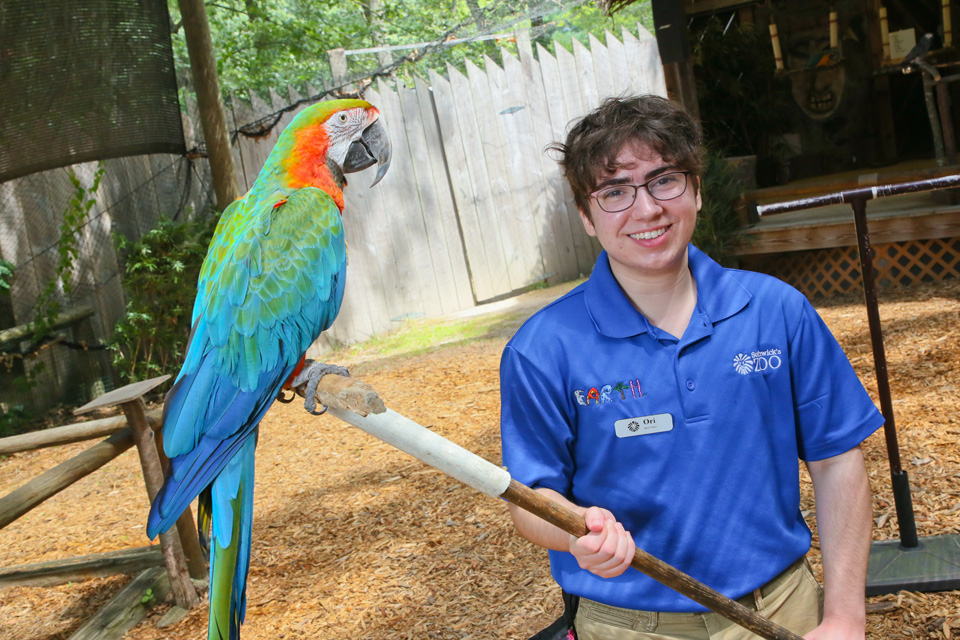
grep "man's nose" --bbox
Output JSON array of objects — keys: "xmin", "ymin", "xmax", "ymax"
[{"xmin": 628, "ymin": 187, "xmax": 663, "ymax": 217}]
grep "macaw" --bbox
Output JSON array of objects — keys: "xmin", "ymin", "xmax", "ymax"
[{"xmin": 146, "ymin": 99, "xmax": 391, "ymax": 640}]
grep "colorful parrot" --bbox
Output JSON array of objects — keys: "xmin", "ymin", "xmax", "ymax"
[{"xmin": 146, "ymin": 99, "xmax": 391, "ymax": 640}]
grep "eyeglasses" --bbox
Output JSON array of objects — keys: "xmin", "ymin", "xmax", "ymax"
[{"xmin": 590, "ymin": 171, "xmax": 691, "ymax": 213}]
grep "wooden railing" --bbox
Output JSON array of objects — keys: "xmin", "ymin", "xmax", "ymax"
[{"xmin": 0, "ymin": 376, "xmax": 205, "ymax": 640}]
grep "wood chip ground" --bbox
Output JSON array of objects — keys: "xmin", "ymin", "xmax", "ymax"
[{"xmin": 1, "ymin": 278, "xmax": 958, "ymax": 639}]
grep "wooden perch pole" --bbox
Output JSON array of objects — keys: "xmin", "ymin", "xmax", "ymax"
[{"xmin": 306, "ymin": 375, "xmax": 804, "ymax": 640}]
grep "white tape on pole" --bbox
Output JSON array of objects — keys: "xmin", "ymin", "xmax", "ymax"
[{"xmin": 326, "ymin": 407, "xmax": 512, "ymax": 499}]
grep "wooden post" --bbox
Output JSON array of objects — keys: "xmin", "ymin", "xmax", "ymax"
[
  {"xmin": 177, "ymin": 0, "xmax": 240, "ymax": 211},
  {"xmin": 122, "ymin": 403, "xmax": 200, "ymax": 608},
  {"xmin": 152, "ymin": 430, "xmax": 207, "ymax": 580},
  {"xmin": 74, "ymin": 377, "xmax": 200, "ymax": 609},
  {"xmin": 328, "ymin": 48, "xmax": 354, "ymax": 95},
  {"xmin": 663, "ymin": 60, "xmax": 700, "ymax": 121},
  {"xmin": 120, "ymin": 399, "xmax": 206, "ymax": 582}
]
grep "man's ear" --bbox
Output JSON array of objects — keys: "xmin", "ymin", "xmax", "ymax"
[
  {"xmin": 579, "ymin": 208, "xmax": 597, "ymax": 237},
  {"xmin": 695, "ymin": 175, "xmax": 702, "ymax": 212}
]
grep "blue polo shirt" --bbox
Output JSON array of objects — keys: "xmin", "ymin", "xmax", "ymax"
[{"xmin": 500, "ymin": 245, "xmax": 883, "ymax": 612}]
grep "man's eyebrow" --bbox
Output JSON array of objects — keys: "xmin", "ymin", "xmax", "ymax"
[
  {"xmin": 593, "ymin": 175, "xmax": 632, "ymax": 190},
  {"xmin": 644, "ymin": 165, "xmax": 682, "ymax": 180},
  {"xmin": 593, "ymin": 165, "xmax": 682, "ymax": 190}
]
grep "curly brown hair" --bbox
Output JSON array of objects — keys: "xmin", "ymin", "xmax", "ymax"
[{"xmin": 549, "ymin": 95, "xmax": 703, "ymax": 218}]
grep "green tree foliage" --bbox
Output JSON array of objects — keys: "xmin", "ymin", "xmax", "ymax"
[
  {"xmin": 167, "ymin": 0, "xmax": 654, "ymax": 97},
  {"xmin": 108, "ymin": 215, "xmax": 216, "ymax": 384},
  {"xmin": 543, "ymin": 1, "xmax": 653, "ymax": 55}
]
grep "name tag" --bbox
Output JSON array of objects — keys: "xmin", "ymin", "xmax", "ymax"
[{"xmin": 615, "ymin": 413, "xmax": 674, "ymax": 438}]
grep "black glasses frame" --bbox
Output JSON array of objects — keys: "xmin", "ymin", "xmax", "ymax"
[{"xmin": 589, "ymin": 171, "xmax": 691, "ymax": 213}]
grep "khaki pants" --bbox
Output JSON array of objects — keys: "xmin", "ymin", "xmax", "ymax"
[{"xmin": 574, "ymin": 558, "xmax": 824, "ymax": 640}]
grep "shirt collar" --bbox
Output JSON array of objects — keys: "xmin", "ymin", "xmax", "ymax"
[{"xmin": 584, "ymin": 245, "xmax": 752, "ymax": 339}]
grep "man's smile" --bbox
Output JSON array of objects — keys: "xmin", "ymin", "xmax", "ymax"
[{"xmin": 629, "ymin": 226, "xmax": 668, "ymax": 241}]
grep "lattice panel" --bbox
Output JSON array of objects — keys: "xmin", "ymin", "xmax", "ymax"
[{"xmin": 740, "ymin": 237, "xmax": 960, "ymax": 299}]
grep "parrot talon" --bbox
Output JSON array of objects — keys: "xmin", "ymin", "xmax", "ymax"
[
  {"xmin": 276, "ymin": 389, "xmax": 295, "ymax": 403},
  {"xmin": 290, "ymin": 360, "xmax": 350, "ymax": 416}
]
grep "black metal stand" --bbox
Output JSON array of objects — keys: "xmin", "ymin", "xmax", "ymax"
[
  {"xmin": 848, "ymin": 196, "xmax": 918, "ymax": 549},
  {"xmin": 757, "ymin": 175, "xmax": 960, "ymax": 595}
]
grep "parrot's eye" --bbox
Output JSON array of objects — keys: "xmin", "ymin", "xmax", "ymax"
[{"xmin": 337, "ymin": 113, "xmax": 349, "ymax": 123}]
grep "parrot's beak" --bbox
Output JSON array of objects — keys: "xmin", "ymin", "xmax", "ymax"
[{"xmin": 343, "ymin": 118, "xmax": 392, "ymax": 187}]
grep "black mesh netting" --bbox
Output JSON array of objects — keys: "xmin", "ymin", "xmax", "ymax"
[{"xmin": 0, "ymin": 0, "xmax": 185, "ymax": 183}]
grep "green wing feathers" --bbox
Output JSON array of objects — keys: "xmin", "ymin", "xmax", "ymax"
[{"xmin": 183, "ymin": 188, "xmax": 347, "ymax": 393}]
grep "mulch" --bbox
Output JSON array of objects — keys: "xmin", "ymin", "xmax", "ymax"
[{"xmin": 0, "ymin": 278, "xmax": 958, "ymax": 640}]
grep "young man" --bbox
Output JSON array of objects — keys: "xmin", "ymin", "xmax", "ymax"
[{"xmin": 500, "ymin": 95, "xmax": 882, "ymax": 640}]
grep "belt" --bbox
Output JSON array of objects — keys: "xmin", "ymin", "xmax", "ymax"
[
  {"xmin": 578, "ymin": 556, "xmax": 809, "ymax": 627},
  {"xmin": 736, "ymin": 557, "xmax": 808, "ymax": 612}
]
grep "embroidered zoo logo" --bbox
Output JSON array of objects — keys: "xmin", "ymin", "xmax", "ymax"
[
  {"xmin": 733, "ymin": 348, "xmax": 783, "ymax": 375},
  {"xmin": 574, "ymin": 379, "xmax": 643, "ymax": 406}
]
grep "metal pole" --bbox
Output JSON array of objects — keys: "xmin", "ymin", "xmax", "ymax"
[
  {"xmin": 913, "ymin": 61, "xmax": 947, "ymax": 167},
  {"xmin": 923, "ymin": 76, "xmax": 948, "ymax": 166},
  {"xmin": 936, "ymin": 81, "xmax": 957, "ymax": 163},
  {"xmin": 757, "ymin": 178, "xmax": 960, "ymax": 549},
  {"xmin": 848, "ymin": 196, "xmax": 919, "ymax": 547}
]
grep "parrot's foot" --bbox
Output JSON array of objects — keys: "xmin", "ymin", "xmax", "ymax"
[{"xmin": 289, "ymin": 360, "xmax": 350, "ymax": 415}]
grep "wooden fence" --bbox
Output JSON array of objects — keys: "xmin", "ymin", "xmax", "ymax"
[
  {"xmin": 0, "ymin": 155, "xmax": 213, "ymax": 340},
  {"xmin": 0, "ymin": 25, "xmax": 665, "ymax": 413},
  {"xmin": 0, "ymin": 152, "xmax": 214, "ymax": 413},
  {"xmin": 226, "ymin": 25, "xmax": 666, "ymax": 350}
]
